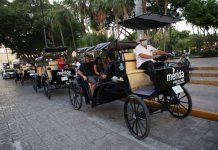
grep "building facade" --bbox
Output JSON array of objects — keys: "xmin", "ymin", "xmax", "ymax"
[{"xmin": 0, "ymin": 45, "xmax": 17, "ymax": 70}]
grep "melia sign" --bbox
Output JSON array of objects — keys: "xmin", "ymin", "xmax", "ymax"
[
  {"xmin": 57, "ymin": 71, "xmax": 71, "ymax": 76},
  {"xmin": 167, "ymin": 68, "xmax": 185, "ymax": 85}
]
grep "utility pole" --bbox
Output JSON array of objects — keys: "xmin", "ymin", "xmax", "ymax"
[{"xmin": 5, "ymin": 46, "xmax": 9, "ymax": 66}]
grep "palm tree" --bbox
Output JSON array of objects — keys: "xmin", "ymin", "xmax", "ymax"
[{"xmin": 63, "ymin": 0, "xmax": 89, "ymax": 35}]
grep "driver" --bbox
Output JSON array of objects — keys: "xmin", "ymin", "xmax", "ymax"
[{"xmin": 134, "ymin": 35, "xmax": 167, "ymax": 80}]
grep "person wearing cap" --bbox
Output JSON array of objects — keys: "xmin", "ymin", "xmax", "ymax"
[{"xmin": 134, "ymin": 35, "xmax": 166, "ymax": 80}]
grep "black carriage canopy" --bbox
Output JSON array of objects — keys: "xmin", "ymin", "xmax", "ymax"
[
  {"xmin": 119, "ymin": 13, "xmax": 181, "ymax": 30},
  {"xmin": 76, "ymin": 41, "xmax": 138, "ymax": 53},
  {"xmin": 44, "ymin": 47, "xmax": 67, "ymax": 53},
  {"xmin": 77, "ymin": 46, "xmax": 93, "ymax": 53}
]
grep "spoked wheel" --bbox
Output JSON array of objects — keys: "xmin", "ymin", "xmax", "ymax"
[
  {"xmin": 32, "ymin": 78, "xmax": 38, "ymax": 93},
  {"xmin": 149, "ymin": 93, "xmax": 165, "ymax": 113},
  {"xmin": 44, "ymin": 81, "xmax": 51, "ymax": 99},
  {"xmin": 124, "ymin": 95, "xmax": 150, "ymax": 140},
  {"xmin": 165, "ymin": 87, "xmax": 192, "ymax": 119},
  {"xmin": 69, "ymin": 81, "xmax": 83, "ymax": 110}
]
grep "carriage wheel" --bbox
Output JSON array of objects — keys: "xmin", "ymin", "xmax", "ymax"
[
  {"xmin": 20, "ymin": 74, "xmax": 24, "ymax": 86},
  {"xmin": 44, "ymin": 81, "xmax": 51, "ymax": 99},
  {"xmin": 69, "ymin": 82, "xmax": 83, "ymax": 110},
  {"xmin": 32, "ymin": 78, "xmax": 38, "ymax": 93},
  {"xmin": 124, "ymin": 95, "xmax": 150, "ymax": 140},
  {"xmin": 165, "ymin": 87, "xmax": 192, "ymax": 119}
]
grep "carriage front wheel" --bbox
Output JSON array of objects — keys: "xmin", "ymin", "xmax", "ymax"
[
  {"xmin": 69, "ymin": 81, "xmax": 83, "ymax": 110},
  {"xmin": 165, "ymin": 86, "xmax": 192, "ymax": 119},
  {"xmin": 124, "ymin": 95, "xmax": 150, "ymax": 140}
]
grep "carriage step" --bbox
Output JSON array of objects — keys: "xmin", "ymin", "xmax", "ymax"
[
  {"xmin": 189, "ymin": 66, "xmax": 218, "ymax": 86},
  {"xmin": 143, "ymin": 100, "xmax": 218, "ymax": 121},
  {"xmin": 191, "ymin": 67, "xmax": 218, "ymax": 70},
  {"xmin": 189, "ymin": 80, "xmax": 218, "ymax": 86},
  {"xmin": 191, "ymin": 73, "xmax": 218, "ymax": 77}
]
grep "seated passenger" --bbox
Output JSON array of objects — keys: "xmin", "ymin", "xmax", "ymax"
[
  {"xmin": 101, "ymin": 53, "xmax": 116, "ymax": 81},
  {"xmin": 93, "ymin": 57, "xmax": 104, "ymax": 76},
  {"xmin": 72, "ymin": 58, "xmax": 81, "ymax": 69},
  {"xmin": 78, "ymin": 54, "xmax": 98, "ymax": 94},
  {"xmin": 135, "ymin": 35, "xmax": 167, "ymax": 81},
  {"xmin": 57, "ymin": 56, "xmax": 66, "ymax": 69}
]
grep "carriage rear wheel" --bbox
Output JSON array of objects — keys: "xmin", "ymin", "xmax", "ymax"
[
  {"xmin": 165, "ymin": 87, "xmax": 192, "ymax": 119},
  {"xmin": 124, "ymin": 95, "xmax": 150, "ymax": 140},
  {"xmin": 44, "ymin": 81, "xmax": 51, "ymax": 99},
  {"xmin": 69, "ymin": 82, "xmax": 83, "ymax": 110}
]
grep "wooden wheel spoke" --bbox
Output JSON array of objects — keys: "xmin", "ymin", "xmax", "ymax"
[
  {"xmin": 177, "ymin": 105, "xmax": 179, "ymax": 116},
  {"xmin": 137, "ymin": 120, "xmax": 144, "ymax": 135},
  {"xmin": 133, "ymin": 99, "xmax": 136, "ymax": 112},
  {"xmin": 134, "ymin": 119, "xmax": 138, "ymax": 135},
  {"xmin": 171, "ymin": 104, "xmax": 176, "ymax": 112},
  {"xmin": 131, "ymin": 120, "xmax": 136, "ymax": 131},
  {"xmin": 180, "ymin": 103, "xmax": 188, "ymax": 110},
  {"xmin": 179, "ymin": 105, "xmax": 183, "ymax": 114},
  {"xmin": 179, "ymin": 95, "xmax": 186, "ymax": 100},
  {"xmin": 130, "ymin": 103, "xmax": 134, "ymax": 112},
  {"xmin": 138, "ymin": 120, "xmax": 146, "ymax": 130}
]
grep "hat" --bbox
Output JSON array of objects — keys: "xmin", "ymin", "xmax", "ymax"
[{"xmin": 136, "ymin": 35, "xmax": 150, "ymax": 43}]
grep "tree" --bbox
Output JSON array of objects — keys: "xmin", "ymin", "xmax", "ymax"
[{"xmin": 183, "ymin": 0, "xmax": 218, "ymax": 50}]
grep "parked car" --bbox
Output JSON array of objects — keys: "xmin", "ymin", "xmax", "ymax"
[{"xmin": 2, "ymin": 69, "xmax": 15, "ymax": 79}]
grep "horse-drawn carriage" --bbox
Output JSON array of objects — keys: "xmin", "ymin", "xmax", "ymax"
[
  {"xmin": 14, "ymin": 63, "xmax": 36, "ymax": 85},
  {"xmin": 32, "ymin": 47, "xmax": 75, "ymax": 99},
  {"xmin": 68, "ymin": 13, "xmax": 192, "ymax": 140}
]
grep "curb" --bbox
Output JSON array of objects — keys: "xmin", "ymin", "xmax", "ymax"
[
  {"xmin": 191, "ymin": 109, "xmax": 218, "ymax": 121},
  {"xmin": 189, "ymin": 80, "xmax": 218, "ymax": 86},
  {"xmin": 191, "ymin": 67, "xmax": 218, "ymax": 70},
  {"xmin": 191, "ymin": 73, "xmax": 218, "ymax": 77},
  {"xmin": 144, "ymin": 100, "xmax": 218, "ymax": 121}
]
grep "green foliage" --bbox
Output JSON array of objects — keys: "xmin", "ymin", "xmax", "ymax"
[
  {"xmin": 199, "ymin": 50, "xmax": 218, "ymax": 57},
  {"xmin": 78, "ymin": 33, "xmax": 108, "ymax": 47},
  {"xmin": 0, "ymin": 0, "xmax": 82, "ymax": 62},
  {"xmin": 183, "ymin": 0, "xmax": 218, "ymax": 28}
]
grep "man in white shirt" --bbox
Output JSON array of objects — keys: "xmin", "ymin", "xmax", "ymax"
[{"xmin": 134, "ymin": 35, "xmax": 166, "ymax": 80}]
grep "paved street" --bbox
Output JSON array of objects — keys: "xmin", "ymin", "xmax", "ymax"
[{"xmin": 0, "ymin": 78, "xmax": 218, "ymax": 150}]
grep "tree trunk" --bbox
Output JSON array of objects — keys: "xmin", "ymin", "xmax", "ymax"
[
  {"xmin": 59, "ymin": 26, "xmax": 65, "ymax": 47},
  {"xmin": 67, "ymin": 14, "xmax": 77, "ymax": 49},
  {"xmin": 135, "ymin": 0, "xmax": 144, "ymax": 40},
  {"xmin": 164, "ymin": 0, "xmax": 169, "ymax": 15}
]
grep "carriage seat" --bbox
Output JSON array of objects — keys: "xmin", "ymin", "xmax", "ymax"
[
  {"xmin": 124, "ymin": 53, "xmax": 153, "ymax": 91},
  {"xmin": 37, "ymin": 67, "xmax": 43, "ymax": 76},
  {"xmin": 46, "ymin": 61, "xmax": 58, "ymax": 80}
]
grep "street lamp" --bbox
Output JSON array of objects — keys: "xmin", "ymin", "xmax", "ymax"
[{"xmin": 30, "ymin": 0, "xmax": 48, "ymax": 48}]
